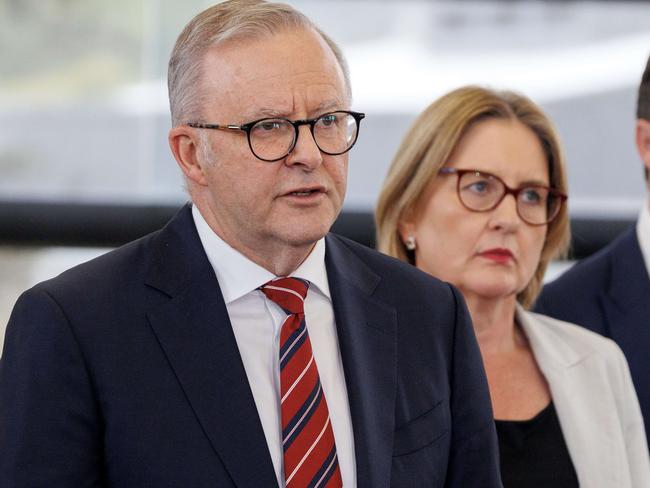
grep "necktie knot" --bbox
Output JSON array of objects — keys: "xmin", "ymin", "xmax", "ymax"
[{"xmin": 260, "ymin": 277, "xmax": 309, "ymax": 315}]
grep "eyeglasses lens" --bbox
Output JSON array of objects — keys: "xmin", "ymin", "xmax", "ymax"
[
  {"xmin": 250, "ymin": 119, "xmax": 294, "ymax": 161},
  {"xmin": 249, "ymin": 112, "xmax": 359, "ymax": 161},
  {"xmin": 313, "ymin": 112, "xmax": 358, "ymax": 154},
  {"xmin": 458, "ymin": 172, "xmax": 503, "ymax": 211},
  {"xmin": 517, "ymin": 187, "xmax": 551, "ymax": 225},
  {"xmin": 458, "ymin": 172, "xmax": 558, "ymax": 225}
]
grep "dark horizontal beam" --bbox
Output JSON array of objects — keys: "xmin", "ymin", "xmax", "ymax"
[
  {"xmin": 0, "ymin": 200, "xmax": 635, "ymax": 260},
  {"xmin": 0, "ymin": 201, "xmax": 180, "ymax": 248}
]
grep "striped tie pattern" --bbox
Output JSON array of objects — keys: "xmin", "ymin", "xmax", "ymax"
[{"xmin": 261, "ymin": 277, "xmax": 343, "ymax": 488}]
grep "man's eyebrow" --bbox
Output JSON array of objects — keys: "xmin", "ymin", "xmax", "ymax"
[
  {"xmin": 248, "ymin": 107, "xmax": 286, "ymax": 119},
  {"xmin": 233, "ymin": 108, "xmax": 283, "ymax": 122},
  {"xmin": 310, "ymin": 99, "xmax": 344, "ymax": 115},
  {"xmin": 242, "ymin": 99, "xmax": 346, "ymax": 121}
]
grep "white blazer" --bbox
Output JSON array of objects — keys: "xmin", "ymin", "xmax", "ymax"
[{"xmin": 517, "ymin": 306, "xmax": 650, "ymax": 487}]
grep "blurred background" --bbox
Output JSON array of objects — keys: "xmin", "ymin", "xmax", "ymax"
[{"xmin": 1, "ymin": 0, "xmax": 649, "ymax": 350}]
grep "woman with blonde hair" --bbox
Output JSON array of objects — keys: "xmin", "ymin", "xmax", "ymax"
[{"xmin": 376, "ymin": 85, "xmax": 650, "ymax": 487}]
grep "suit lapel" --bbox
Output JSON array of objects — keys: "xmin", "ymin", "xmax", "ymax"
[
  {"xmin": 518, "ymin": 309, "xmax": 623, "ymax": 487},
  {"xmin": 325, "ymin": 235, "xmax": 397, "ymax": 488},
  {"xmin": 542, "ymin": 366, "xmax": 622, "ymax": 487},
  {"xmin": 145, "ymin": 205, "xmax": 278, "ymax": 487}
]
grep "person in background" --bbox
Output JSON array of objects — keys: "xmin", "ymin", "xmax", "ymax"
[
  {"xmin": 376, "ymin": 85, "xmax": 650, "ymax": 487},
  {"xmin": 0, "ymin": 1, "xmax": 501, "ymax": 486},
  {"xmin": 536, "ymin": 55, "xmax": 650, "ymax": 448}
]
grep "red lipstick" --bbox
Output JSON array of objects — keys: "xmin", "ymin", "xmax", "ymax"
[{"xmin": 478, "ymin": 248, "xmax": 514, "ymax": 264}]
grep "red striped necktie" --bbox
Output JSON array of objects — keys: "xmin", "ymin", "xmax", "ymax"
[{"xmin": 261, "ymin": 277, "xmax": 343, "ymax": 488}]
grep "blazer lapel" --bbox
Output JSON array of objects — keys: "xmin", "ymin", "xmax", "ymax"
[
  {"xmin": 145, "ymin": 205, "xmax": 278, "ymax": 487},
  {"xmin": 518, "ymin": 308, "xmax": 624, "ymax": 488},
  {"xmin": 325, "ymin": 235, "xmax": 397, "ymax": 488}
]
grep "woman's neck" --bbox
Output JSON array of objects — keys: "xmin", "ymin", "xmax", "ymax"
[{"xmin": 463, "ymin": 293, "xmax": 522, "ymax": 356}]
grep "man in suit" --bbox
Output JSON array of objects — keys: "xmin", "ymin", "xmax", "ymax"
[
  {"xmin": 0, "ymin": 1, "xmax": 501, "ymax": 486},
  {"xmin": 536, "ymin": 55, "xmax": 650, "ymax": 446}
]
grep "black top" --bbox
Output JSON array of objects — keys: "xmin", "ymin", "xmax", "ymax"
[{"xmin": 495, "ymin": 402, "xmax": 579, "ymax": 488}]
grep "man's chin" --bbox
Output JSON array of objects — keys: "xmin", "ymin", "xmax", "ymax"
[
  {"xmin": 282, "ymin": 208, "xmax": 338, "ymax": 238},
  {"xmin": 277, "ymin": 220, "xmax": 334, "ymax": 248},
  {"xmin": 286, "ymin": 227, "xmax": 331, "ymax": 247}
]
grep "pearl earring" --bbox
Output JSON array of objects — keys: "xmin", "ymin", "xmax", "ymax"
[{"xmin": 405, "ymin": 235, "xmax": 416, "ymax": 251}]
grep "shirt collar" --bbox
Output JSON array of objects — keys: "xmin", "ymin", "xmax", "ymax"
[
  {"xmin": 636, "ymin": 201, "xmax": 650, "ymax": 277},
  {"xmin": 192, "ymin": 204, "xmax": 331, "ymax": 303}
]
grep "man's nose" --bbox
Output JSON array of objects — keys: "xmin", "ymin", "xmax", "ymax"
[{"xmin": 285, "ymin": 124, "xmax": 323, "ymax": 170}]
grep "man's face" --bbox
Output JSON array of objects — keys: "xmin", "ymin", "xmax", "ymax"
[{"xmin": 190, "ymin": 28, "xmax": 349, "ymax": 266}]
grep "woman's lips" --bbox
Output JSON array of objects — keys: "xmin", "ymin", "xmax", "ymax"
[{"xmin": 478, "ymin": 248, "xmax": 514, "ymax": 264}]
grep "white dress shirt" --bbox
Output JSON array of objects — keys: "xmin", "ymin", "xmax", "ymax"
[
  {"xmin": 636, "ymin": 201, "xmax": 650, "ymax": 278},
  {"xmin": 192, "ymin": 205, "xmax": 356, "ymax": 487}
]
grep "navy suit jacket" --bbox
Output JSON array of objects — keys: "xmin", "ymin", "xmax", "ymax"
[
  {"xmin": 536, "ymin": 226, "xmax": 650, "ymax": 446},
  {"xmin": 0, "ymin": 205, "xmax": 501, "ymax": 487}
]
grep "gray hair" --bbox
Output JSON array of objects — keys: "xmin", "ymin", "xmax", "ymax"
[{"xmin": 168, "ymin": 0, "xmax": 351, "ymax": 127}]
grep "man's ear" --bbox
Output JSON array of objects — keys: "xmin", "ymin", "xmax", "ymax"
[
  {"xmin": 168, "ymin": 126, "xmax": 208, "ymax": 186},
  {"xmin": 636, "ymin": 119, "xmax": 650, "ymax": 178}
]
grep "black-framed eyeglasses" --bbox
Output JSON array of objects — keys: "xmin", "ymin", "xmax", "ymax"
[
  {"xmin": 439, "ymin": 167, "xmax": 567, "ymax": 226},
  {"xmin": 187, "ymin": 110, "xmax": 365, "ymax": 162}
]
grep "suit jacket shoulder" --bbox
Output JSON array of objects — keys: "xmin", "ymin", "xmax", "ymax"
[
  {"xmin": 30, "ymin": 230, "xmax": 159, "ymax": 310},
  {"xmin": 535, "ymin": 225, "xmax": 644, "ymax": 333}
]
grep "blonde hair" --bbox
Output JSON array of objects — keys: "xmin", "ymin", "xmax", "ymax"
[
  {"xmin": 168, "ymin": 0, "xmax": 351, "ymax": 126},
  {"xmin": 375, "ymin": 86, "xmax": 570, "ymax": 308}
]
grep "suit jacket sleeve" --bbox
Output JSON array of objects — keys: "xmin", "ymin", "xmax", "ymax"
[
  {"xmin": 0, "ymin": 288, "xmax": 105, "ymax": 487},
  {"xmin": 444, "ymin": 285, "xmax": 502, "ymax": 487}
]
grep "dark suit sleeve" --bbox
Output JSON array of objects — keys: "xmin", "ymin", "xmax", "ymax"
[
  {"xmin": 445, "ymin": 285, "xmax": 502, "ymax": 487},
  {"xmin": 0, "ymin": 288, "xmax": 105, "ymax": 487}
]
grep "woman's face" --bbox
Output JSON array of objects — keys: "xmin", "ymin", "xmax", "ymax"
[{"xmin": 401, "ymin": 118, "xmax": 549, "ymax": 303}]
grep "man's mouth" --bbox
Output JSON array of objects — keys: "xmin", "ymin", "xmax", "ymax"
[{"xmin": 285, "ymin": 186, "xmax": 325, "ymax": 197}]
